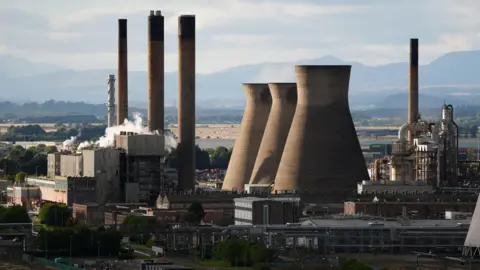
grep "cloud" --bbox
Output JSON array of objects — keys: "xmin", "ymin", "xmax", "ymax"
[{"xmin": 1, "ymin": 0, "xmax": 480, "ymax": 72}]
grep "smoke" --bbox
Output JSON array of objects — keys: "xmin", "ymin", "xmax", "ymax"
[
  {"xmin": 253, "ymin": 63, "xmax": 295, "ymax": 82},
  {"xmin": 62, "ymin": 129, "xmax": 82, "ymax": 149},
  {"xmin": 77, "ymin": 113, "xmax": 178, "ymax": 152}
]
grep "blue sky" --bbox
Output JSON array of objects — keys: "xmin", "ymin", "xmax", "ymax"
[{"xmin": 0, "ymin": 0, "xmax": 478, "ymax": 73}]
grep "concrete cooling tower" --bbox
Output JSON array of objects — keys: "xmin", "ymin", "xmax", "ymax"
[
  {"xmin": 222, "ymin": 84, "xmax": 272, "ymax": 191},
  {"xmin": 273, "ymin": 65, "xmax": 369, "ymax": 193},
  {"xmin": 249, "ymin": 83, "xmax": 297, "ymax": 185}
]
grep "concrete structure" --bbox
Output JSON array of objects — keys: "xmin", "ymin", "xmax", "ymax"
[
  {"xmin": 60, "ymin": 153, "xmax": 83, "ymax": 177},
  {"xmin": 357, "ymin": 180, "xmax": 435, "ymax": 195},
  {"xmin": 148, "ymin": 10, "xmax": 165, "ymax": 133},
  {"xmin": 234, "ymin": 197, "xmax": 300, "ymax": 225},
  {"xmin": 177, "ymin": 15, "xmax": 196, "ymax": 191},
  {"xmin": 463, "ymin": 193, "xmax": 480, "ymax": 257},
  {"xmin": 250, "ymin": 83, "xmax": 297, "ymax": 185},
  {"xmin": 83, "ymin": 148, "xmax": 121, "ymax": 203},
  {"xmin": 47, "ymin": 153, "xmax": 61, "ymax": 179},
  {"xmin": 107, "ymin": 74, "xmax": 116, "ymax": 127},
  {"xmin": 223, "ymin": 84, "xmax": 272, "ymax": 192},
  {"xmin": 274, "ymin": 65, "xmax": 369, "ymax": 193},
  {"xmin": 115, "ymin": 133, "xmax": 165, "ymax": 203},
  {"xmin": 408, "ymin": 38, "xmax": 419, "ymax": 144},
  {"xmin": 296, "ymin": 217, "xmax": 468, "ymax": 253},
  {"xmin": 72, "ymin": 202, "xmax": 105, "ymax": 225},
  {"xmin": 344, "ymin": 200, "xmax": 476, "ymax": 219},
  {"xmin": 117, "ymin": 18, "xmax": 128, "ymax": 125},
  {"xmin": 7, "ymin": 177, "xmax": 97, "ymax": 206}
]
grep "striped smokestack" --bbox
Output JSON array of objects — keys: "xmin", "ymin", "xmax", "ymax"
[
  {"xmin": 222, "ymin": 84, "xmax": 272, "ymax": 192},
  {"xmin": 249, "ymin": 83, "xmax": 297, "ymax": 185},
  {"xmin": 117, "ymin": 19, "xmax": 128, "ymax": 125},
  {"xmin": 408, "ymin": 38, "xmax": 419, "ymax": 144},
  {"xmin": 148, "ymin": 10, "xmax": 165, "ymax": 133},
  {"xmin": 177, "ymin": 15, "xmax": 196, "ymax": 191}
]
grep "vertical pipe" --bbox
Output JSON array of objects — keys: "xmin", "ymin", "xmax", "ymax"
[
  {"xmin": 117, "ymin": 19, "xmax": 128, "ymax": 125},
  {"xmin": 177, "ymin": 15, "xmax": 196, "ymax": 191},
  {"xmin": 148, "ymin": 11, "xmax": 165, "ymax": 133},
  {"xmin": 408, "ymin": 38, "xmax": 419, "ymax": 145},
  {"xmin": 107, "ymin": 74, "xmax": 116, "ymax": 127}
]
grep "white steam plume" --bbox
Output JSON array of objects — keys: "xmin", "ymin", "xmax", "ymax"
[
  {"xmin": 77, "ymin": 113, "xmax": 178, "ymax": 152},
  {"xmin": 62, "ymin": 129, "xmax": 82, "ymax": 149}
]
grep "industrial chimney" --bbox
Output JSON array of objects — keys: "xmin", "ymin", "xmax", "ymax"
[
  {"xmin": 408, "ymin": 38, "xmax": 419, "ymax": 144},
  {"xmin": 273, "ymin": 65, "xmax": 369, "ymax": 193},
  {"xmin": 148, "ymin": 10, "xmax": 165, "ymax": 133},
  {"xmin": 117, "ymin": 19, "xmax": 128, "ymax": 125},
  {"xmin": 249, "ymin": 83, "xmax": 297, "ymax": 185},
  {"xmin": 177, "ymin": 15, "xmax": 196, "ymax": 191},
  {"xmin": 107, "ymin": 74, "xmax": 116, "ymax": 127},
  {"xmin": 222, "ymin": 84, "xmax": 272, "ymax": 192}
]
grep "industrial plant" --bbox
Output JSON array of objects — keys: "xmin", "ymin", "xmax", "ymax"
[{"xmin": 4, "ymin": 8, "xmax": 480, "ymax": 269}]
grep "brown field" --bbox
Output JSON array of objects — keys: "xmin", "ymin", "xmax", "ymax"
[{"xmin": 169, "ymin": 124, "xmax": 240, "ymax": 139}]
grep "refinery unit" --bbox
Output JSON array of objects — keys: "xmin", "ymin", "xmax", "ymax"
[{"xmin": 365, "ymin": 39, "xmax": 460, "ymax": 194}]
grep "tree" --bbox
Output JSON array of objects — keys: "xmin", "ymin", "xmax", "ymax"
[
  {"xmin": 0, "ymin": 205, "xmax": 30, "ymax": 223},
  {"xmin": 182, "ymin": 201, "xmax": 206, "ymax": 224},
  {"xmin": 15, "ymin": 172, "xmax": 26, "ymax": 183},
  {"xmin": 195, "ymin": 145, "xmax": 211, "ymax": 169},
  {"xmin": 39, "ymin": 203, "xmax": 72, "ymax": 227},
  {"xmin": 45, "ymin": 145, "xmax": 58, "ymax": 153},
  {"xmin": 209, "ymin": 146, "xmax": 232, "ymax": 169}
]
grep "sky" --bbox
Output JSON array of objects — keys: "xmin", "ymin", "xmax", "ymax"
[{"xmin": 0, "ymin": 0, "xmax": 479, "ymax": 74}]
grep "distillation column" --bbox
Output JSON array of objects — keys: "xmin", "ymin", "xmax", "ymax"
[{"xmin": 107, "ymin": 74, "xmax": 116, "ymax": 127}]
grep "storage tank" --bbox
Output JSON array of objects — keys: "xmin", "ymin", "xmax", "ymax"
[
  {"xmin": 222, "ymin": 83, "xmax": 272, "ymax": 191},
  {"xmin": 273, "ymin": 65, "xmax": 369, "ymax": 193},
  {"xmin": 249, "ymin": 83, "xmax": 297, "ymax": 185}
]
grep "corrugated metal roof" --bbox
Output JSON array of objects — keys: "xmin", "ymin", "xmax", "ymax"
[{"xmin": 302, "ymin": 218, "xmax": 470, "ymax": 228}]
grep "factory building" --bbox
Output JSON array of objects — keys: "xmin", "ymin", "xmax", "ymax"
[
  {"xmin": 116, "ymin": 132, "xmax": 166, "ymax": 203},
  {"xmin": 233, "ymin": 197, "xmax": 301, "ymax": 225},
  {"xmin": 293, "ymin": 217, "xmax": 468, "ymax": 253}
]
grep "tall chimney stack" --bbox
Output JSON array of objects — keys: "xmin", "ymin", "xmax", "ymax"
[
  {"xmin": 117, "ymin": 19, "xmax": 128, "ymax": 125},
  {"xmin": 177, "ymin": 15, "xmax": 196, "ymax": 191},
  {"xmin": 408, "ymin": 38, "xmax": 419, "ymax": 144},
  {"xmin": 148, "ymin": 11, "xmax": 165, "ymax": 133},
  {"xmin": 107, "ymin": 74, "xmax": 116, "ymax": 127}
]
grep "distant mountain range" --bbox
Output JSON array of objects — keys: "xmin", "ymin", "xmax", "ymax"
[{"xmin": 2, "ymin": 50, "xmax": 480, "ymax": 109}]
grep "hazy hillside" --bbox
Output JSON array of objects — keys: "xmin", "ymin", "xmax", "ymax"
[{"xmin": 2, "ymin": 51, "xmax": 480, "ymax": 109}]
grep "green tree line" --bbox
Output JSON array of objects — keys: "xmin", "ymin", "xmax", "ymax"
[
  {"xmin": 167, "ymin": 146, "xmax": 233, "ymax": 169},
  {"xmin": 0, "ymin": 124, "xmax": 105, "ymax": 142}
]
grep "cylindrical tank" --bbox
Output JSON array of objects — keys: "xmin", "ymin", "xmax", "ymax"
[
  {"xmin": 177, "ymin": 15, "xmax": 196, "ymax": 191},
  {"xmin": 117, "ymin": 19, "xmax": 128, "ymax": 125},
  {"xmin": 273, "ymin": 65, "xmax": 369, "ymax": 193},
  {"xmin": 147, "ymin": 11, "xmax": 165, "ymax": 133},
  {"xmin": 249, "ymin": 83, "xmax": 297, "ymax": 185},
  {"xmin": 222, "ymin": 83, "xmax": 272, "ymax": 191}
]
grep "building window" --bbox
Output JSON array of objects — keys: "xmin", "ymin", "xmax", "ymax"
[{"xmin": 263, "ymin": 204, "xmax": 269, "ymax": 225}]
